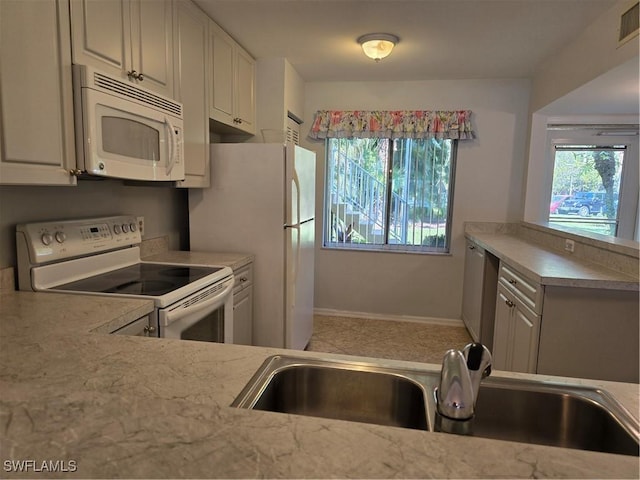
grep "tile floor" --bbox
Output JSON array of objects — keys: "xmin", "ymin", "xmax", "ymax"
[{"xmin": 307, "ymin": 315, "xmax": 472, "ymax": 365}]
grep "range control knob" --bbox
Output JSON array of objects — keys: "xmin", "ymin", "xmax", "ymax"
[
  {"xmin": 54, "ymin": 231, "xmax": 67, "ymax": 243},
  {"xmin": 113, "ymin": 224, "xmax": 122, "ymax": 234},
  {"xmin": 122, "ymin": 224, "xmax": 130, "ymax": 233},
  {"xmin": 129, "ymin": 223, "xmax": 137, "ymax": 232},
  {"xmin": 41, "ymin": 233, "xmax": 53, "ymax": 246}
]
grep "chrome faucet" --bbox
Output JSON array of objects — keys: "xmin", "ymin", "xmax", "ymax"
[{"xmin": 434, "ymin": 342, "xmax": 492, "ymax": 435}]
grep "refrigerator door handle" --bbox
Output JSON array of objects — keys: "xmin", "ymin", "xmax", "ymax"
[
  {"xmin": 284, "ymin": 218, "xmax": 314, "ymax": 229},
  {"xmin": 291, "ymin": 223, "xmax": 300, "ymax": 309}
]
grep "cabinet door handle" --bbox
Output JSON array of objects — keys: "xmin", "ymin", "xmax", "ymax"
[
  {"xmin": 505, "ymin": 299, "xmax": 515, "ymax": 308},
  {"xmin": 508, "ymin": 279, "xmax": 517, "ymax": 285},
  {"xmin": 143, "ymin": 325, "xmax": 156, "ymax": 334},
  {"xmin": 468, "ymin": 245, "xmax": 475, "ymax": 250},
  {"xmin": 127, "ymin": 70, "xmax": 144, "ymax": 81}
]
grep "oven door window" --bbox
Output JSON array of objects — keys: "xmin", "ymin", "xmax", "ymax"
[
  {"xmin": 101, "ymin": 116, "xmax": 160, "ymax": 162},
  {"xmin": 180, "ymin": 308, "xmax": 224, "ymax": 342},
  {"xmin": 159, "ymin": 279, "xmax": 234, "ymax": 343}
]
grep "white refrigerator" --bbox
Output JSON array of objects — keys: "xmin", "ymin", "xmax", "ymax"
[{"xmin": 188, "ymin": 143, "xmax": 316, "ymax": 350}]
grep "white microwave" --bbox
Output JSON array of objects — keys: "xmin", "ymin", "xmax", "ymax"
[{"xmin": 72, "ymin": 65, "xmax": 184, "ymax": 182}]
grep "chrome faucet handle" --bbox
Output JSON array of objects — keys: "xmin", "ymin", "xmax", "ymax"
[
  {"xmin": 436, "ymin": 349, "xmax": 475, "ymax": 420},
  {"xmin": 462, "ymin": 342, "xmax": 492, "ymax": 405}
]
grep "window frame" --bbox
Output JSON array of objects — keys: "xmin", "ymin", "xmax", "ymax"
[
  {"xmin": 322, "ymin": 137, "xmax": 458, "ymax": 255},
  {"xmin": 544, "ymin": 128, "xmax": 639, "ymax": 240}
]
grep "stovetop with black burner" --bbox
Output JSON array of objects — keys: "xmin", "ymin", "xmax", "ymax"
[{"xmin": 55, "ymin": 263, "xmax": 224, "ymax": 296}]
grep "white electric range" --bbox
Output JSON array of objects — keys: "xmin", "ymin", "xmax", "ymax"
[{"xmin": 16, "ymin": 215, "xmax": 234, "ymax": 343}]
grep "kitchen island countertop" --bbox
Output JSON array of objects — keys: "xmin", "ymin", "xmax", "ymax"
[
  {"xmin": 1, "ymin": 280, "xmax": 639, "ymax": 478},
  {"xmin": 466, "ymin": 230, "xmax": 639, "ymax": 291}
]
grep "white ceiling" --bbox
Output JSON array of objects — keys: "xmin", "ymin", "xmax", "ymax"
[{"xmin": 194, "ymin": 0, "xmax": 619, "ymax": 82}]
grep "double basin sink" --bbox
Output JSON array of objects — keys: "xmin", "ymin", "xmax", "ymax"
[{"xmin": 232, "ymin": 355, "xmax": 639, "ymax": 457}]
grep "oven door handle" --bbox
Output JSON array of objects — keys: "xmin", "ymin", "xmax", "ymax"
[{"xmin": 163, "ymin": 279, "xmax": 233, "ymax": 324}]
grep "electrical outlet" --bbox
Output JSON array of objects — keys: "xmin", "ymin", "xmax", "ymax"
[
  {"xmin": 564, "ymin": 239, "xmax": 575, "ymax": 253},
  {"xmin": 137, "ymin": 216, "xmax": 145, "ymax": 237}
]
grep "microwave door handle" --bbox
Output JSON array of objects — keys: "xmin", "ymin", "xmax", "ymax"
[{"xmin": 164, "ymin": 117, "xmax": 176, "ymax": 176}]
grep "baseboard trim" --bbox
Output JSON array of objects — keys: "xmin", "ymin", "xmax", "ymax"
[{"xmin": 313, "ymin": 308, "xmax": 465, "ymax": 328}]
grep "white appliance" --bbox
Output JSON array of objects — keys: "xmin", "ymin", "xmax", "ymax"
[
  {"xmin": 16, "ymin": 216, "xmax": 234, "ymax": 343},
  {"xmin": 189, "ymin": 143, "xmax": 315, "ymax": 350},
  {"xmin": 73, "ymin": 65, "xmax": 185, "ymax": 182}
]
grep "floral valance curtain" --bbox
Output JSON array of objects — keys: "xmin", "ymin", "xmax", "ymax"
[{"xmin": 309, "ymin": 110, "xmax": 474, "ymax": 140}]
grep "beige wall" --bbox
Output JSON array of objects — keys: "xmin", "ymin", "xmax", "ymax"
[
  {"xmin": 0, "ymin": 182, "xmax": 189, "ymax": 270},
  {"xmin": 284, "ymin": 59, "xmax": 305, "ymax": 121},
  {"xmin": 302, "ymin": 79, "xmax": 531, "ymax": 320},
  {"xmin": 529, "ymin": 0, "xmax": 639, "ymax": 113},
  {"xmin": 255, "ymin": 58, "xmax": 286, "ymax": 138},
  {"xmin": 523, "ymin": 0, "xmax": 639, "ymax": 226},
  {"xmin": 255, "ymin": 57, "xmax": 305, "ymax": 140}
]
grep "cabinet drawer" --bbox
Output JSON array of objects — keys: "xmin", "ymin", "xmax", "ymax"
[
  {"xmin": 233, "ymin": 263, "xmax": 253, "ymax": 292},
  {"xmin": 499, "ymin": 263, "xmax": 543, "ymax": 314},
  {"xmin": 110, "ymin": 315, "xmax": 155, "ymax": 337}
]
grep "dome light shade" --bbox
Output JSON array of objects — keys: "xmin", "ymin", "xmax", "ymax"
[{"xmin": 357, "ymin": 33, "xmax": 399, "ymax": 62}]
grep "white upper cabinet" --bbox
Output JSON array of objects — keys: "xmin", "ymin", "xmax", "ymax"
[
  {"xmin": 71, "ymin": 0, "xmax": 174, "ymax": 98},
  {"xmin": 210, "ymin": 24, "xmax": 234, "ymax": 123},
  {"xmin": 174, "ymin": 0, "xmax": 210, "ymax": 188},
  {"xmin": 235, "ymin": 48, "xmax": 256, "ymax": 133},
  {"xmin": 0, "ymin": 0, "xmax": 76, "ymax": 185},
  {"xmin": 209, "ymin": 21, "xmax": 255, "ymax": 135}
]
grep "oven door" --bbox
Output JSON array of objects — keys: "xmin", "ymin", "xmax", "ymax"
[{"xmin": 158, "ymin": 276, "xmax": 234, "ymax": 343}]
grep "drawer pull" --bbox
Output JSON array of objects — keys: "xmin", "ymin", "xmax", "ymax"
[
  {"xmin": 505, "ymin": 299, "xmax": 515, "ymax": 308},
  {"xmin": 239, "ymin": 276, "xmax": 248, "ymax": 283},
  {"xmin": 508, "ymin": 279, "xmax": 517, "ymax": 285}
]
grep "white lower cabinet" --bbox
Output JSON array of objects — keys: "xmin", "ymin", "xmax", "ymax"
[
  {"xmin": 490, "ymin": 259, "xmax": 639, "ymax": 382},
  {"xmin": 110, "ymin": 315, "xmax": 156, "ymax": 337},
  {"xmin": 233, "ymin": 263, "xmax": 253, "ymax": 345},
  {"xmin": 493, "ymin": 283, "xmax": 541, "ymax": 373},
  {"xmin": 492, "ymin": 262, "xmax": 542, "ymax": 374}
]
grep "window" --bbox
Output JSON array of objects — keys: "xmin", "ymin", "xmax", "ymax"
[
  {"xmin": 546, "ymin": 126, "xmax": 639, "ymax": 239},
  {"xmin": 324, "ymin": 137, "xmax": 457, "ymax": 253}
]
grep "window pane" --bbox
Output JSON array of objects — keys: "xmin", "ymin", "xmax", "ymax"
[
  {"xmin": 548, "ymin": 145, "xmax": 625, "ymax": 236},
  {"xmin": 324, "ymin": 137, "xmax": 455, "ymax": 253},
  {"xmin": 325, "ymin": 138, "xmax": 389, "ymax": 245},
  {"xmin": 390, "ymin": 139, "xmax": 452, "ymax": 248}
]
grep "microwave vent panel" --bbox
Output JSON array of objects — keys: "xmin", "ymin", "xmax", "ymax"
[
  {"xmin": 286, "ymin": 112, "xmax": 302, "ymax": 146},
  {"xmin": 93, "ymin": 71, "xmax": 183, "ymax": 118},
  {"xmin": 618, "ymin": 2, "xmax": 639, "ymax": 46}
]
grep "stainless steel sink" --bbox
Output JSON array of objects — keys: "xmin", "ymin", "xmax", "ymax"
[
  {"xmin": 233, "ymin": 355, "xmax": 640, "ymax": 456},
  {"xmin": 232, "ymin": 356, "xmax": 432, "ymax": 430},
  {"xmin": 470, "ymin": 378, "xmax": 640, "ymax": 456}
]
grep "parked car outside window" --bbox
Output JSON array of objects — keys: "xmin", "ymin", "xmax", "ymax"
[
  {"xmin": 549, "ymin": 194, "xmax": 570, "ymax": 214},
  {"xmin": 556, "ymin": 192, "xmax": 606, "ymax": 217}
]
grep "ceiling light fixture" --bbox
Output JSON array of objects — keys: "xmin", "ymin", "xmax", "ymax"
[{"xmin": 357, "ymin": 33, "xmax": 399, "ymax": 62}]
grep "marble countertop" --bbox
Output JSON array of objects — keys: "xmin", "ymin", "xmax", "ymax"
[
  {"xmin": 466, "ymin": 231, "xmax": 639, "ymax": 291},
  {"xmin": 1, "ymin": 286, "xmax": 639, "ymax": 478}
]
